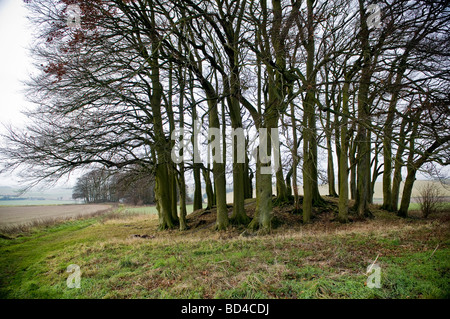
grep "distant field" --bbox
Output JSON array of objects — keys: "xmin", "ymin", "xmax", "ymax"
[
  {"xmin": 0, "ymin": 204, "xmax": 195, "ymax": 230},
  {"xmin": 0, "ymin": 204, "xmax": 113, "ymax": 227},
  {"xmin": 0, "ymin": 200, "xmax": 79, "ymax": 206}
]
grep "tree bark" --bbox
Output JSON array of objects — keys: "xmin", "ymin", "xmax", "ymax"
[
  {"xmin": 382, "ymin": 58, "xmax": 407, "ymax": 211},
  {"xmin": 354, "ymin": 0, "xmax": 373, "ymax": 218},
  {"xmin": 391, "ymin": 117, "xmax": 409, "ymax": 211},
  {"xmin": 338, "ymin": 80, "xmax": 351, "ymax": 223}
]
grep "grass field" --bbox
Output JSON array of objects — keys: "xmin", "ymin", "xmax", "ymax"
[{"xmin": 0, "ymin": 200, "xmax": 448, "ymax": 299}]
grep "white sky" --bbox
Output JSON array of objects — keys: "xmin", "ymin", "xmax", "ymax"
[
  {"xmin": 0, "ymin": 0, "xmax": 34, "ymax": 187},
  {"xmin": 0, "ymin": 0, "xmax": 32, "ymax": 130}
]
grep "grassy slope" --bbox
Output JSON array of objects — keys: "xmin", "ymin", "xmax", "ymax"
[{"xmin": 0, "ymin": 201, "xmax": 449, "ymax": 299}]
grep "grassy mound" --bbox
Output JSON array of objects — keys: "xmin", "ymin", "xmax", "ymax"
[{"xmin": 0, "ymin": 200, "xmax": 449, "ymax": 299}]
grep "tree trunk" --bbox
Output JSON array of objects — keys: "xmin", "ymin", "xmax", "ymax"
[
  {"xmin": 326, "ymin": 132, "xmax": 338, "ymax": 197},
  {"xmin": 349, "ymin": 141, "xmax": 357, "ymax": 200},
  {"xmin": 224, "ymin": 72, "xmax": 249, "ymax": 225},
  {"xmin": 289, "ymin": 96, "xmax": 300, "ymax": 212},
  {"xmin": 391, "ymin": 117, "xmax": 409, "ymax": 211},
  {"xmin": 398, "ymin": 165, "xmax": 415, "ymax": 217},
  {"xmin": 149, "ymin": 24, "xmax": 175, "ymax": 229},
  {"xmin": 193, "ymin": 164, "xmax": 203, "ymax": 211},
  {"xmin": 207, "ymin": 95, "xmax": 229, "ymax": 230},
  {"xmin": 190, "ymin": 80, "xmax": 203, "ymax": 212},
  {"xmin": 354, "ymin": 0, "xmax": 373, "ymax": 218},
  {"xmin": 382, "ymin": 61, "xmax": 406, "ymax": 211},
  {"xmin": 202, "ymin": 165, "xmax": 214, "ymax": 210},
  {"xmin": 244, "ymin": 138, "xmax": 253, "ymax": 199},
  {"xmin": 177, "ymin": 63, "xmax": 187, "ymax": 230},
  {"xmin": 302, "ymin": 0, "xmax": 320, "ymax": 222},
  {"xmin": 338, "ymin": 80, "xmax": 350, "ymax": 223}
]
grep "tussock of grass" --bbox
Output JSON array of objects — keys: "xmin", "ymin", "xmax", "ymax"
[{"xmin": 0, "ymin": 200, "xmax": 449, "ymax": 299}]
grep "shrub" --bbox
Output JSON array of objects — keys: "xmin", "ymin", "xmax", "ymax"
[{"xmin": 416, "ymin": 183, "xmax": 443, "ymax": 218}]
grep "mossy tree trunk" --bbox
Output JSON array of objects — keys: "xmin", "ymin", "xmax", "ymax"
[
  {"xmin": 244, "ymin": 137, "xmax": 253, "ymax": 200},
  {"xmin": 338, "ymin": 80, "xmax": 351, "ymax": 223},
  {"xmin": 201, "ymin": 165, "xmax": 214, "ymax": 210},
  {"xmin": 191, "ymin": 102, "xmax": 203, "ymax": 212},
  {"xmin": 354, "ymin": 0, "xmax": 373, "ymax": 218},
  {"xmin": 148, "ymin": 10, "xmax": 176, "ymax": 229},
  {"xmin": 166, "ymin": 64, "xmax": 179, "ymax": 223},
  {"xmin": 302, "ymin": 0, "xmax": 321, "ymax": 223},
  {"xmin": 382, "ymin": 58, "xmax": 407, "ymax": 211},
  {"xmin": 177, "ymin": 60, "xmax": 187, "ymax": 230},
  {"xmin": 206, "ymin": 94, "xmax": 229, "ymax": 230},
  {"xmin": 391, "ymin": 116, "xmax": 409, "ymax": 211},
  {"xmin": 289, "ymin": 93, "xmax": 300, "ymax": 213},
  {"xmin": 222, "ymin": 29, "xmax": 250, "ymax": 225}
]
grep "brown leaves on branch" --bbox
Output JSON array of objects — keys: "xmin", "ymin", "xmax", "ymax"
[{"xmin": 43, "ymin": 62, "xmax": 67, "ymax": 82}]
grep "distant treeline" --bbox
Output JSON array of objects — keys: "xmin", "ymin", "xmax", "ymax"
[
  {"xmin": 72, "ymin": 169, "xmax": 156, "ymax": 205},
  {"xmin": 0, "ymin": 196, "xmax": 46, "ymax": 201}
]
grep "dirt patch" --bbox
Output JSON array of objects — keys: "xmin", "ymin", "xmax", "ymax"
[{"xmin": 0, "ymin": 204, "xmax": 113, "ymax": 227}]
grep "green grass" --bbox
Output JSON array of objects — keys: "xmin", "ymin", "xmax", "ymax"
[
  {"xmin": 0, "ymin": 207, "xmax": 449, "ymax": 299},
  {"xmin": 408, "ymin": 201, "xmax": 450, "ymax": 212}
]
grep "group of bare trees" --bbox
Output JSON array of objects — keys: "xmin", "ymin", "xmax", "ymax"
[
  {"xmin": 1, "ymin": 0, "xmax": 449, "ymax": 231},
  {"xmin": 72, "ymin": 168, "xmax": 155, "ymax": 204}
]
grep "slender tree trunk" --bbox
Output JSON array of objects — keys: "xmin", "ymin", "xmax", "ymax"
[
  {"xmin": 326, "ymin": 132, "xmax": 338, "ymax": 197},
  {"xmin": 397, "ymin": 115, "xmax": 420, "ymax": 217},
  {"xmin": 224, "ymin": 72, "xmax": 249, "ymax": 225},
  {"xmin": 391, "ymin": 117, "xmax": 409, "ymax": 211},
  {"xmin": 285, "ymin": 166, "xmax": 293, "ymax": 197},
  {"xmin": 177, "ymin": 63, "xmax": 187, "ymax": 230},
  {"xmin": 398, "ymin": 166, "xmax": 416, "ymax": 217},
  {"xmin": 244, "ymin": 137, "xmax": 253, "ymax": 199},
  {"xmin": 290, "ymin": 100, "xmax": 300, "ymax": 213},
  {"xmin": 275, "ymin": 140, "xmax": 289, "ymax": 202},
  {"xmin": 206, "ymin": 93, "xmax": 229, "ymax": 230},
  {"xmin": 324, "ymin": 62, "xmax": 338, "ymax": 197},
  {"xmin": 338, "ymin": 80, "xmax": 351, "ymax": 223},
  {"xmin": 202, "ymin": 165, "xmax": 214, "ymax": 210},
  {"xmin": 167, "ymin": 64, "xmax": 177, "ymax": 222},
  {"xmin": 302, "ymin": 0, "xmax": 320, "ymax": 222},
  {"xmin": 191, "ymin": 103, "xmax": 203, "ymax": 211},
  {"xmin": 382, "ymin": 60, "xmax": 406, "ymax": 211},
  {"xmin": 349, "ymin": 141, "xmax": 357, "ymax": 200}
]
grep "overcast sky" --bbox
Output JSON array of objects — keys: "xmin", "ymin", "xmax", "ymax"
[
  {"xmin": 0, "ymin": 0, "xmax": 31, "ymax": 129},
  {"xmin": 0, "ymin": 0, "xmax": 34, "ymax": 186}
]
